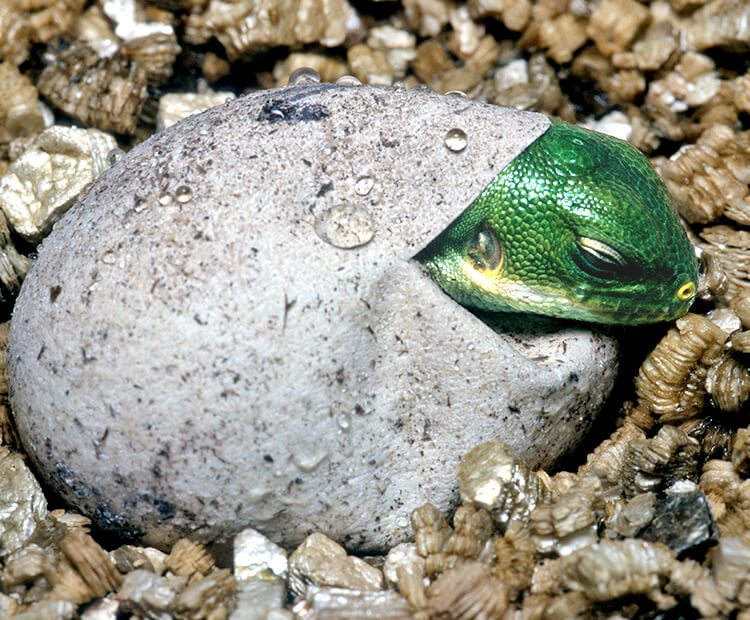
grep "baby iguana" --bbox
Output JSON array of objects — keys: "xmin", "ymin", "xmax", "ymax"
[{"xmin": 416, "ymin": 119, "xmax": 699, "ymax": 325}]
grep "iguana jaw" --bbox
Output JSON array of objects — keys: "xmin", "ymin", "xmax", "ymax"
[{"xmin": 457, "ymin": 261, "xmax": 692, "ymax": 325}]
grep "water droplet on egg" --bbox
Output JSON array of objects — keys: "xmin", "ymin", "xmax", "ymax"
[
  {"xmin": 106, "ymin": 148, "xmax": 125, "ymax": 167},
  {"xmin": 335, "ymin": 74, "xmax": 361, "ymax": 86},
  {"xmin": 314, "ymin": 204, "xmax": 375, "ymax": 249},
  {"xmin": 101, "ymin": 251, "xmax": 117, "ymax": 265},
  {"xmin": 245, "ymin": 486, "xmax": 273, "ymax": 503},
  {"xmin": 288, "ymin": 67, "xmax": 321, "ymax": 86},
  {"xmin": 445, "ymin": 90, "xmax": 468, "ymax": 98},
  {"xmin": 337, "ymin": 411, "xmax": 352, "ymax": 431},
  {"xmin": 158, "ymin": 192, "xmax": 172, "ymax": 206},
  {"xmin": 291, "ymin": 442, "xmax": 329, "ymax": 472},
  {"xmin": 175, "ymin": 185, "xmax": 193, "ymax": 203},
  {"xmin": 354, "ymin": 176, "xmax": 374, "ymax": 196},
  {"xmin": 444, "ymin": 128, "xmax": 468, "ymax": 152}
]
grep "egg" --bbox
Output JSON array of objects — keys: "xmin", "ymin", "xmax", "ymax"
[{"xmin": 7, "ymin": 84, "xmax": 618, "ymax": 551}]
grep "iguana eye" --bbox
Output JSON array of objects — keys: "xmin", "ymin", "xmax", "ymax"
[
  {"xmin": 467, "ymin": 227, "xmax": 503, "ymax": 275},
  {"xmin": 573, "ymin": 236, "xmax": 638, "ymax": 280}
]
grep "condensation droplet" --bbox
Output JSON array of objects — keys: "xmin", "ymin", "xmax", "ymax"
[
  {"xmin": 158, "ymin": 192, "xmax": 172, "ymax": 206},
  {"xmin": 175, "ymin": 185, "xmax": 193, "ymax": 203},
  {"xmin": 445, "ymin": 90, "xmax": 468, "ymax": 98},
  {"xmin": 335, "ymin": 74, "xmax": 361, "ymax": 86},
  {"xmin": 314, "ymin": 204, "xmax": 374, "ymax": 249},
  {"xmin": 288, "ymin": 67, "xmax": 321, "ymax": 86},
  {"xmin": 444, "ymin": 128, "xmax": 468, "ymax": 152},
  {"xmin": 291, "ymin": 442, "xmax": 329, "ymax": 472},
  {"xmin": 101, "ymin": 250, "xmax": 117, "ymax": 265},
  {"xmin": 245, "ymin": 486, "xmax": 274, "ymax": 503},
  {"xmin": 106, "ymin": 148, "xmax": 125, "ymax": 166},
  {"xmin": 354, "ymin": 175, "xmax": 374, "ymax": 196},
  {"xmin": 134, "ymin": 200, "xmax": 148, "ymax": 213},
  {"xmin": 337, "ymin": 411, "xmax": 352, "ymax": 431},
  {"xmin": 395, "ymin": 515, "xmax": 410, "ymax": 529}
]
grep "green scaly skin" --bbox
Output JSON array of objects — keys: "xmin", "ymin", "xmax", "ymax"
[{"xmin": 416, "ymin": 119, "xmax": 700, "ymax": 325}]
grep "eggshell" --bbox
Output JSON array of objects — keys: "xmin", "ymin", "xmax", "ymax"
[{"xmin": 8, "ymin": 84, "xmax": 618, "ymax": 551}]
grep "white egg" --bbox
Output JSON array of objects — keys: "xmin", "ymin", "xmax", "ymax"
[{"xmin": 8, "ymin": 84, "xmax": 617, "ymax": 551}]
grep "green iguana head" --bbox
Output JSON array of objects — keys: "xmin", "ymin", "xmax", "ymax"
[{"xmin": 416, "ymin": 119, "xmax": 699, "ymax": 325}]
